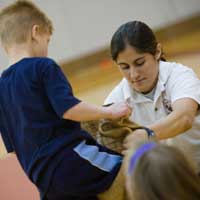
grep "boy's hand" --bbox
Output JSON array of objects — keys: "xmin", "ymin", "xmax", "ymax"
[{"xmin": 106, "ymin": 102, "xmax": 132, "ymax": 119}]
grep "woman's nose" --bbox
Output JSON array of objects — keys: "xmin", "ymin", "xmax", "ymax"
[{"xmin": 130, "ymin": 67, "xmax": 140, "ymax": 80}]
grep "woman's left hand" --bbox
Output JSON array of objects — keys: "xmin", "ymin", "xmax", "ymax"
[{"xmin": 123, "ymin": 129, "xmax": 148, "ymax": 151}]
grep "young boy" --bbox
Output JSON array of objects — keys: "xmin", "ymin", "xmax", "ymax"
[{"xmin": 0, "ymin": 1, "xmax": 131, "ymax": 199}]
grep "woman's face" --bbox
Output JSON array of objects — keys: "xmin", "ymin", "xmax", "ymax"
[{"xmin": 116, "ymin": 45, "xmax": 160, "ymax": 93}]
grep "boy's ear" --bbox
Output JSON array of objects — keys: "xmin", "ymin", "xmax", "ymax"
[
  {"xmin": 31, "ymin": 25, "xmax": 40, "ymax": 41},
  {"xmin": 155, "ymin": 43, "xmax": 162, "ymax": 60}
]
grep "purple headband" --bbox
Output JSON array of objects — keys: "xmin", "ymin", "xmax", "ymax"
[{"xmin": 128, "ymin": 142, "xmax": 157, "ymax": 174}]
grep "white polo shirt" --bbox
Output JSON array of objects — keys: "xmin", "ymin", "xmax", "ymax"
[{"xmin": 105, "ymin": 61, "xmax": 200, "ymax": 169}]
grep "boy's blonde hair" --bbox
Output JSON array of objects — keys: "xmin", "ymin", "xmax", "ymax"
[{"xmin": 0, "ymin": 0, "xmax": 53, "ymax": 48}]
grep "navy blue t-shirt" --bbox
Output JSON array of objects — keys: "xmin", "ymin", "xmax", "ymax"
[{"xmin": 0, "ymin": 58, "xmax": 122, "ymax": 199}]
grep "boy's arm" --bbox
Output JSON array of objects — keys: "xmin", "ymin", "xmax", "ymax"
[
  {"xmin": 63, "ymin": 101, "xmax": 131, "ymax": 122},
  {"xmin": 42, "ymin": 63, "xmax": 131, "ymax": 121}
]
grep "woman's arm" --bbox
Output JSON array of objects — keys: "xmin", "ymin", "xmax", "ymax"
[
  {"xmin": 124, "ymin": 98, "xmax": 198, "ymax": 149},
  {"xmin": 150, "ymin": 97, "xmax": 198, "ymax": 140},
  {"xmin": 152, "ymin": 65, "xmax": 200, "ymax": 140}
]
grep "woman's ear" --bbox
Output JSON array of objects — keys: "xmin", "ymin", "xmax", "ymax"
[
  {"xmin": 31, "ymin": 25, "xmax": 40, "ymax": 42},
  {"xmin": 155, "ymin": 43, "xmax": 162, "ymax": 60}
]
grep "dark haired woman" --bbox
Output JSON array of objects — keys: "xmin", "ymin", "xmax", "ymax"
[{"xmin": 105, "ymin": 21, "xmax": 200, "ymax": 172}]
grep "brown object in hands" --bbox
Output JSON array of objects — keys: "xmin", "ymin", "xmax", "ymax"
[{"xmin": 81, "ymin": 118, "xmax": 141, "ymax": 153}]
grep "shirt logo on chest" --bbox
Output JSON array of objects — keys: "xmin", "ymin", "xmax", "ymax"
[{"xmin": 162, "ymin": 97, "xmax": 172, "ymax": 114}]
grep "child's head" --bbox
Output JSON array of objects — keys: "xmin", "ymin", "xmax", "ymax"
[
  {"xmin": 0, "ymin": 0, "xmax": 53, "ymax": 56},
  {"xmin": 126, "ymin": 142, "xmax": 200, "ymax": 200}
]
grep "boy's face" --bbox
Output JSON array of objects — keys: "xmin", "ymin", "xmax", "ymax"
[{"xmin": 32, "ymin": 32, "xmax": 51, "ymax": 57}]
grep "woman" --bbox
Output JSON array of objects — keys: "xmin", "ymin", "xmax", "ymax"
[
  {"xmin": 125, "ymin": 140, "xmax": 200, "ymax": 200},
  {"xmin": 105, "ymin": 21, "xmax": 200, "ymax": 171}
]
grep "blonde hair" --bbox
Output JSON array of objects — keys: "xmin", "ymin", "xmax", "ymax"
[{"xmin": 0, "ymin": 0, "xmax": 53, "ymax": 48}]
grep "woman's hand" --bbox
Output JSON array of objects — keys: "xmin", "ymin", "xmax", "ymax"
[
  {"xmin": 123, "ymin": 129, "xmax": 148, "ymax": 151},
  {"xmin": 122, "ymin": 130, "xmax": 149, "ymax": 177}
]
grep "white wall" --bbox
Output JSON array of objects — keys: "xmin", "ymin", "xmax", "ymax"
[{"xmin": 0, "ymin": 0, "xmax": 200, "ymax": 73}]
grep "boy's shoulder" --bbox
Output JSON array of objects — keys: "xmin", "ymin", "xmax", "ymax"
[
  {"xmin": 18, "ymin": 57, "xmax": 59, "ymax": 72},
  {"xmin": 29, "ymin": 57, "xmax": 57, "ymax": 66},
  {"xmin": 23, "ymin": 57, "xmax": 60, "ymax": 78},
  {"xmin": 2, "ymin": 57, "xmax": 59, "ymax": 78}
]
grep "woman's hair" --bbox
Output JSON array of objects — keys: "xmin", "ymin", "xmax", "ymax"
[
  {"xmin": 128, "ymin": 143, "xmax": 200, "ymax": 200},
  {"xmin": 110, "ymin": 21, "xmax": 165, "ymax": 61}
]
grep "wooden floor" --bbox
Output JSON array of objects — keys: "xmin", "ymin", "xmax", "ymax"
[{"xmin": 0, "ymin": 155, "xmax": 39, "ymax": 200}]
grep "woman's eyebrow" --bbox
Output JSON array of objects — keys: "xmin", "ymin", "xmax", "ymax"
[
  {"xmin": 117, "ymin": 56, "xmax": 145, "ymax": 65},
  {"xmin": 134, "ymin": 56, "xmax": 145, "ymax": 63}
]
